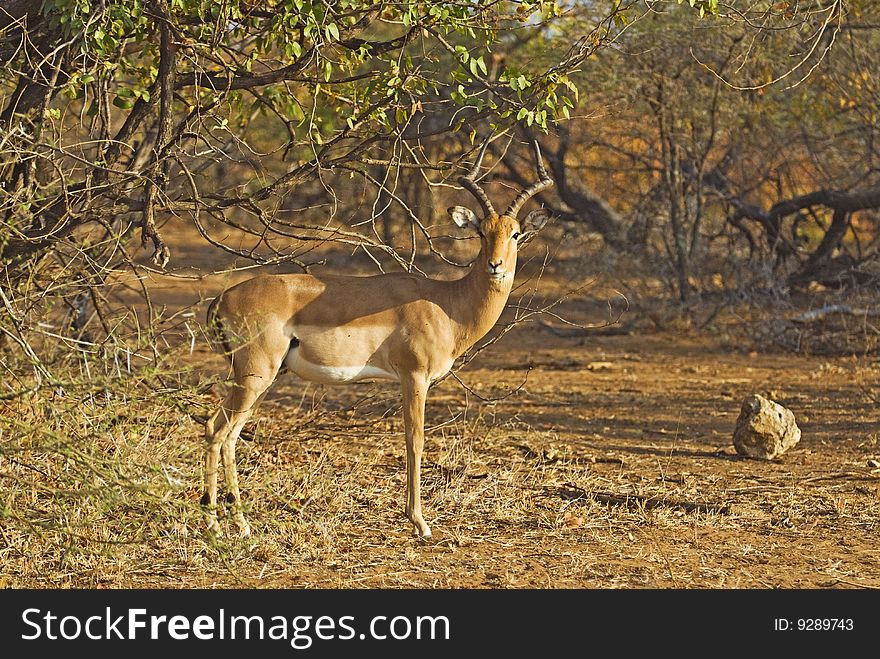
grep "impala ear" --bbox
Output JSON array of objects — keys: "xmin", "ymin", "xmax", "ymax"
[
  {"xmin": 521, "ymin": 208, "xmax": 551, "ymax": 233},
  {"xmin": 448, "ymin": 206, "xmax": 481, "ymax": 232}
]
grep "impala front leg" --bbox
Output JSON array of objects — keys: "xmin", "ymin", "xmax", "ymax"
[{"xmin": 402, "ymin": 373, "xmax": 431, "ymax": 539}]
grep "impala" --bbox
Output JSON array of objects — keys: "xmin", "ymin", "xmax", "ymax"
[{"xmin": 202, "ymin": 139, "xmax": 553, "ymax": 539}]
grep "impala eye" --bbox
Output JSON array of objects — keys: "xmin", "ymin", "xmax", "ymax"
[{"xmin": 512, "ymin": 231, "xmax": 521, "ymax": 240}]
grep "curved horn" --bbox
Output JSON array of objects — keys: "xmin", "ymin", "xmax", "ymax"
[
  {"xmin": 458, "ymin": 138, "xmax": 496, "ymax": 217},
  {"xmin": 505, "ymin": 140, "xmax": 554, "ymax": 218}
]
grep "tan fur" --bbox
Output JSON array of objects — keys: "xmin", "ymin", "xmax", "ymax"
[{"xmin": 203, "ymin": 198, "xmax": 550, "ymax": 540}]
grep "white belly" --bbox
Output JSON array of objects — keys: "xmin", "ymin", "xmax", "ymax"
[{"xmin": 283, "ymin": 349, "xmax": 398, "ymax": 384}]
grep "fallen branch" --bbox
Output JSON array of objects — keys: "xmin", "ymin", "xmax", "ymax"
[
  {"xmin": 538, "ymin": 318, "xmax": 637, "ymax": 337},
  {"xmin": 558, "ymin": 483, "xmax": 731, "ymax": 515},
  {"xmin": 591, "ymin": 491, "xmax": 731, "ymax": 515},
  {"xmin": 791, "ymin": 305, "xmax": 880, "ymax": 323}
]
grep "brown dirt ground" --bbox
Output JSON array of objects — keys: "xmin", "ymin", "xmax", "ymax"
[
  {"xmin": 5, "ymin": 220, "xmax": 878, "ymax": 590},
  {"xmin": 123, "ymin": 221, "xmax": 880, "ymax": 590},
  {"xmin": 182, "ymin": 328, "xmax": 879, "ymax": 589}
]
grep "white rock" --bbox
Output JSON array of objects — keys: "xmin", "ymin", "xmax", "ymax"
[{"xmin": 733, "ymin": 394, "xmax": 801, "ymax": 459}]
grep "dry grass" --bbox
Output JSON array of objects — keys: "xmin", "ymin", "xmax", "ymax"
[
  {"xmin": 2, "ymin": 223, "xmax": 878, "ymax": 589},
  {"xmin": 2, "ymin": 317, "xmax": 879, "ymax": 589}
]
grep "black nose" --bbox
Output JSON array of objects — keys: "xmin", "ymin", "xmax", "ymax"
[{"xmin": 489, "ymin": 260, "xmax": 502, "ymax": 270}]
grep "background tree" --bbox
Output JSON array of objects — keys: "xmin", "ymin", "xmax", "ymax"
[
  {"xmin": 497, "ymin": 0, "xmax": 879, "ymax": 303},
  {"xmin": 1, "ymin": 0, "xmax": 650, "ymax": 369}
]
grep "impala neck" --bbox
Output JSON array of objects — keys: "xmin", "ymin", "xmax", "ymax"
[{"xmin": 447, "ymin": 253, "xmax": 515, "ymax": 357}]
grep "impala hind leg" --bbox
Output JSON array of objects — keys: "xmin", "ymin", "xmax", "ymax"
[
  {"xmin": 203, "ymin": 375, "xmax": 273, "ymax": 537},
  {"xmin": 221, "ymin": 387, "xmax": 272, "ymax": 537},
  {"xmin": 402, "ymin": 374, "xmax": 431, "ymax": 539}
]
